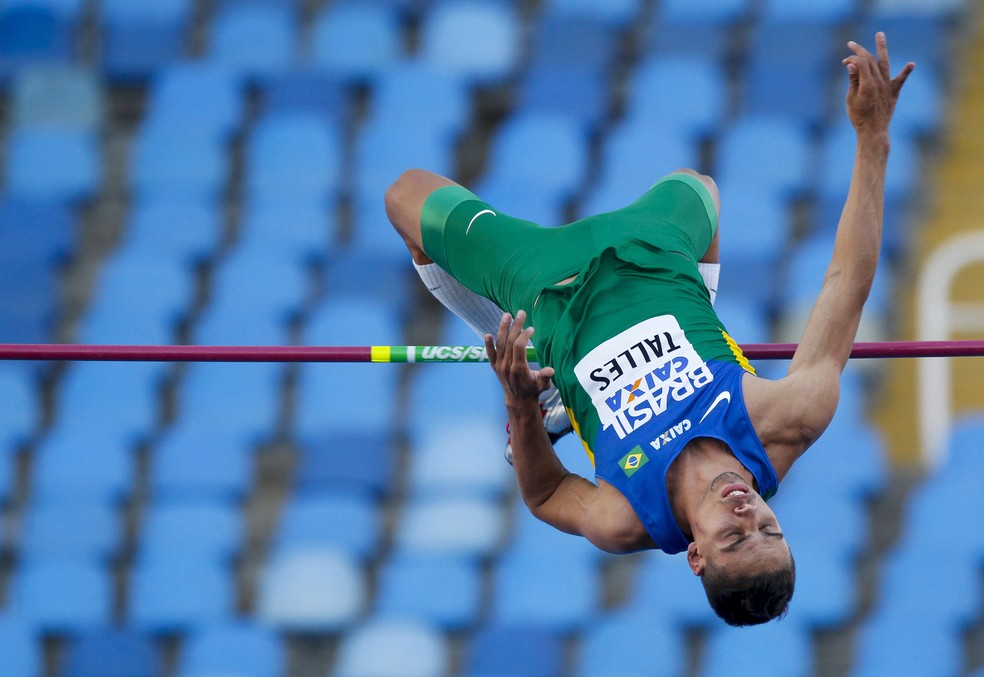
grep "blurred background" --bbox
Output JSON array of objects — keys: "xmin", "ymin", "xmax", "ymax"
[{"xmin": 0, "ymin": 0, "xmax": 983, "ymax": 675}]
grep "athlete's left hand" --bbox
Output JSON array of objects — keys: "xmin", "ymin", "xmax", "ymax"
[{"xmin": 485, "ymin": 310, "xmax": 555, "ymax": 409}]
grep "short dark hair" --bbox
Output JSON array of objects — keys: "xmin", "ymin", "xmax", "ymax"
[{"xmin": 699, "ymin": 553, "xmax": 796, "ymax": 626}]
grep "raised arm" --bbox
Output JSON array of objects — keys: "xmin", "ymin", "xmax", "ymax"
[
  {"xmin": 750, "ymin": 34, "xmax": 914, "ymax": 460},
  {"xmin": 485, "ymin": 311, "xmax": 652, "ymax": 554}
]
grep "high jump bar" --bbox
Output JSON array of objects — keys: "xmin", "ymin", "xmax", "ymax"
[{"xmin": 1, "ymin": 340, "xmax": 983, "ymax": 363}]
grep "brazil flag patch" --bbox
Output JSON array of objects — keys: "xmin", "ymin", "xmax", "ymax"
[{"xmin": 618, "ymin": 446, "xmax": 649, "ymax": 477}]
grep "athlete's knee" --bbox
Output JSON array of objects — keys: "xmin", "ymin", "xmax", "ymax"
[{"xmin": 672, "ymin": 168, "xmax": 720, "ymax": 220}]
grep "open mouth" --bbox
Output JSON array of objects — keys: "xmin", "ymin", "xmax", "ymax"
[{"xmin": 720, "ymin": 483, "xmax": 751, "ymax": 499}]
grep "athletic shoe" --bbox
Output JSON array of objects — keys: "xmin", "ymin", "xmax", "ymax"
[{"xmin": 504, "ymin": 385, "xmax": 573, "ymax": 465}]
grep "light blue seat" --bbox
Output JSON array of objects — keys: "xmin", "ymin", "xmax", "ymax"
[
  {"xmin": 759, "ymin": 0, "xmax": 859, "ymax": 24},
  {"xmin": 131, "ymin": 123, "xmax": 228, "ymax": 200},
  {"xmin": 850, "ymin": 611, "xmax": 961, "ymax": 677},
  {"xmin": 18, "ymin": 497, "xmax": 120, "ymax": 563},
  {"xmin": 32, "ymin": 423, "xmax": 135, "ymax": 502},
  {"xmin": 129, "ymin": 553, "xmax": 234, "ymax": 634},
  {"xmin": 631, "ymin": 550, "xmax": 718, "ymax": 628},
  {"xmin": 645, "ymin": 0, "xmax": 751, "ymax": 58},
  {"xmin": 768, "ymin": 489, "xmax": 866, "ymax": 562},
  {"xmin": 245, "ymin": 111, "xmax": 341, "ymax": 202},
  {"xmin": 714, "ymin": 295, "xmax": 771, "ymax": 347},
  {"xmin": 10, "ymin": 559, "xmax": 112, "ymax": 634},
  {"xmin": 367, "ymin": 62, "xmax": 470, "ymax": 140},
  {"xmin": 375, "ymin": 554, "xmax": 482, "ymax": 630},
  {"xmin": 175, "ymin": 361, "xmax": 284, "ymax": 441},
  {"xmin": 143, "ymin": 61, "xmax": 242, "ymax": 140},
  {"xmin": 626, "ymin": 55, "xmax": 726, "ymax": 141},
  {"xmin": 780, "ymin": 541, "xmax": 856, "ymax": 628},
  {"xmin": 890, "ymin": 64, "xmax": 945, "ymax": 139},
  {"xmin": 4, "ymin": 128, "xmax": 100, "ymax": 202},
  {"xmin": 62, "ymin": 629, "xmax": 160, "ymax": 677},
  {"xmin": 209, "ymin": 3, "xmax": 296, "ymax": 83},
  {"xmin": 237, "ymin": 198, "xmax": 336, "ymax": 260},
  {"xmin": 405, "ymin": 352, "xmax": 505, "ymax": 440},
  {"xmin": 581, "ymin": 121, "xmax": 697, "ymax": 216},
  {"xmin": 332, "ymin": 617, "xmax": 449, "ymax": 677},
  {"xmin": 257, "ymin": 546, "xmax": 365, "ymax": 632},
  {"xmin": 419, "ymin": 0, "xmax": 521, "ymax": 84},
  {"xmin": 271, "ymin": 489, "xmax": 382, "ymax": 562},
  {"xmin": 139, "ymin": 497, "xmax": 242, "ymax": 563},
  {"xmin": 895, "ymin": 474, "xmax": 984, "ymax": 560},
  {"xmin": 491, "ymin": 550, "xmax": 599, "ymax": 633},
  {"xmin": 100, "ymin": 0, "xmax": 192, "ymax": 81},
  {"xmin": 820, "ymin": 121, "xmax": 919, "ymax": 204},
  {"xmin": 716, "ymin": 115, "xmax": 814, "ymax": 199},
  {"xmin": 875, "ymin": 545, "xmax": 981, "ymax": 628},
  {"xmin": 701, "ymin": 619, "xmax": 812, "ymax": 677},
  {"xmin": 179, "ymin": 621, "xmax": 285, "ymax": 677},
  {"xmin": 0, "ymin": 615, "xmax": 40, "ymax": 677},
  {"xmin": 465, "ymin": 623, "xmax": 565, "ymax": 677},
  {"xmin": 150, "ymin": 422, "xmax": 255, "ymax": 501},
  {"xmin": 576, "ymin": 610, "xmax": 686, "ymax": 677},
  {"xmin": 118, "ymin": 197, "xmax": 222, "ymax": 265},
  {"xmin": 408, "ymin": 418, "xmax": 512, "ymax": 498},
  {"xmin": 395, "ymin": 494, "xmax": 505, "ymax": 559},
  {"xmin": 507, "ymin": 497, "xmax": 602, "ymax": 563},
  {"xmin": 309, "ymin": 3, "xmax": 402, "ymax": 84},
  {"xmin": 11, "ymin": 64, "xmax": 102, "ymax": 130}
]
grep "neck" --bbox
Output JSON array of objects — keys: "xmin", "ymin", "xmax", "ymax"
[{"xmin": 666, "ymin": 438, "xmax": 755, "ymax": 539}]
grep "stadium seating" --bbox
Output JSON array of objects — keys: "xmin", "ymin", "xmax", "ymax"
[{"xmin": 178, "ymin": 621, "xmax": 285, "ymax": 677}]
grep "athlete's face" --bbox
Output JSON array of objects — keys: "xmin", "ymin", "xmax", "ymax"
[{"xmin": 686, "ymin": 472, "xmax": 790, "ymax": 577}]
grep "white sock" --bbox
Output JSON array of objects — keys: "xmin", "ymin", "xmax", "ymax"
[
  {"xmin": 698, "ymin": 262, "xmax": 720, "ymax": 305},
  {"xmin": 412, "ymin": 261, "xmax": 504, "ymax": 338}
]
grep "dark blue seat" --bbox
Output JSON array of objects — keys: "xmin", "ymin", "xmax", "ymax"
[
  {"xmin": 701, "ymin": 618, "xmax": 813, "ymax": 676},
  {"xmin": 179, "ymin": 621, "xmax": 285, "ymax": 677},
  {"xmin": 0, "ymin": 615, "xmax": 39, "ymax": 677},
  {"xmin": 100, "ymin": 0, "xmax": 192, "ymax": 81},
  {"xmin": 295, "ymin": 430, "xmax": 397, "ymax": 497},
  {"xmin": 0, "ymin": 197, "xmax": 76, "ymax": 265},
  {"xmin": 644, "ymin": 0, "xmax": 751, "ymax": 59},
  {"xmin": 0, "ymin": 4, "xmax": 77, "ymax": 85},
  {"xmin": 463, "ymin": 624, "xmax": 564, "ymax": 677},
  {"xmin": 309, "ymin": 3, "xmax": 403, "ymax": 85},
  {"xmin": 271, "ymin": 489, "xmax": 382, "ymax": 562},
  {"xmin": 62, "ymin": 628, "xmax": 161, "ymax": 677}
]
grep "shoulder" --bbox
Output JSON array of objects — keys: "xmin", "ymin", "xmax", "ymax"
[{"xmin": 741, "ymin": 371, "xmax": 839, "ymax": 481}]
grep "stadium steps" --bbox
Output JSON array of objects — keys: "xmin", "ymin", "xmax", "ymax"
[{"xmin": 873, "ymin": 4, "xmax": 984, "ymax": 467}]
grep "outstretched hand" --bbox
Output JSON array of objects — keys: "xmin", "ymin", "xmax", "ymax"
[
  {"xmin": 843, "ymin": 32, "xmax": 915, "ymax": 135},
  {"xmin": 484, "ymin": 310, "xmax": 555, "ymax": 408}
]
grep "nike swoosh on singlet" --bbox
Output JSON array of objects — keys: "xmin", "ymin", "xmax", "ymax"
[
  {"xmin": 465, "ymin": 209, "xmax": 496, "ymax": 235},
  {"xmin": 698, "ymin": 391, "xmax": 731, "ymax": 424}
]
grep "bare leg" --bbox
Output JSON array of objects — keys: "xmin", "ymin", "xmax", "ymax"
[{"xmin": 385, "ymin": 168, "xmax": 458, "ymax": 264}]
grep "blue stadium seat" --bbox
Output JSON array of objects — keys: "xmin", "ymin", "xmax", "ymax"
[
  {"xmin": 131, "ymin": 123, "xmax": 228, "ymax": 200},
  {"xmin": 308, "ymin": 3, "xmax": 403, "ymax": 84},
  {"xmin": 631, "ymin": 550, "xmax": 718, "ymax": 628},
  {"xmin": 859, "ymin": 12, "xmax": 951, "ymax": 71},
  {"xmin": 375, "ymin": 554, "xmax": 482, "ymax": 630},
  {"xmin": 257, "ymin": 546, "xmax": 365, "ymax": 632},
  {"xmin": 464, "ymin": 623, "xmax": 565, "ymax": 677},
  {"xmin": 405, "ymin": 355, "xmax": 505, "ymax": 444},
  {"xmin": 174, "ymin": 361, "xmax": 284, "ymax": 441},
  {"xmin": 700, "ymin": 619, "xmax": 812, "ymax": 677},
  {"xmin": 100, "ymin": 0, "xmax": 192, "ymax": 81},
  {"xmin": 208, "ymin": 3, "xmax": 297, "ymax": 83},
  {"xmin": 4, "ymin": 128, "xmax": 100, "ymax": 201},
  {"xmin": 626, "ymin": 55, "xmax": 726, "ymax": 142},
  {"xmin": 31, "ymin": 423, "xmax": 136, "ymax": 502},
  {"xmin": 0, "ymin": 615, "xmax": 40, "ymax": 677},
  {"xmin": 62, "ymin": 629, "xmax": 161, "ymax": 677},
  {"xmin": 294, "ymin": 430, "xmax": 398, "ymax": 497},
  {"xmin": 781, "ymin": 541, "xmax": 856, "ymax": 628},
  {"xmin": 0, "ymin": 196, "xmax": 75, "ymax": 265},
  {"xmin": 0, "ymin": 364, "xmax": 37, "ymax": 453},
  {"xmin": 260, "ymin": 69, "xmax": 350, "ymax": 124},
  {"xmin": 491, "ymin": 550, "xmax": 600, "ymax": 633},
  {"xmin": 143, "ymin": 61, "xmax": 242, "ymax": 140},
  {"xmin": 0, "ymin": 3, "xmax": 79, "ymax": 83},
  {"xmin": 18, "ymin": 497, "xmax": 120, "ymax": 563},
  {"xmin": 9, "ymin": 559, "xmax": 112, "ymax": 634},
  {"xmin": 245, "ymin": 111, "xmax": 341, "ymax": 202},
  {"xmin": 408, "ymin": 418, "xmax": 512, "ymax": 498},
  {"xmin": 851, "ymin": 611, "xmax": 962, "ymax": 677},
  {"xmin": 716, "ymin": 115, "xmax": 814, "ymax": 199},
  {"xmin": 580, "ymin": 121, "xmax": 698, "ymax": 216},
  {"xmin": 10, "ymin": 64, "xmax": 102, "ymax": 130},
  {"xmin": 321, "ymin": 252, "xmax": 414, "ymax": 308},
  {"xmin": 759, "ymin": 0, "xmax": 859, "ymax": 24},
  {"xmin": 0, "ymin": 244, "xmax": 58, "ymax": 343},
  {"xmin": 395, "ymin": 494, "xmax": 505, "ymax": 559},
  {"xmin": 332, "ymin": 617, "xmax": 449, "ymax": 677},
  {"xmin": 575, "ymin": 610, "xmax": 687, "ymax": 677},
  {"xmin": 150, "ymin": 422, "xmax": 255, "ymax": 501},
  {"xmin": 271, "ymin": 489, "xmax": 382, "ymax": 562},
  {"xmin": 129, "ymin": 553, "xmax": 235, "ymax": 634},
  {"xmin": 768, "ymin": 489, "xmax": 866, "ymax": 562},
  {"xmin": 237, "ymin": 198, "xmax": 336, "ymax": 260},
  {"xmin": 507, "ymin": 497, "xmax": 602, "ymax": 563},
  {"xmin": 117, "ymin": 197, "xmax": 222, "ymax": 265},
  {"xmin": 366, "ymin": 62, "xmax": 470, "ymax": 140},
  {"xmin": 540, "ymin": 0, "xmax": 642, "ymax": 26},
  {"xmin": 139, "ymin": 497, "xmax": 242, "ymax": 563},
  {"xmin": 179, "ymin": 621, "xmax": 285, "ymax": 677},
  {"xmin": 419, "ymin": 0, "xmax": 521, "ymax": 84},
  {"xmin": 645, "ymin": 0, "xmax": 751, "ymax": 59}
]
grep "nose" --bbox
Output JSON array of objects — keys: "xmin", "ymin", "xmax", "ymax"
[{"xmin": 733, "ymin": 501, "xmax": 757, "ymax": 515}]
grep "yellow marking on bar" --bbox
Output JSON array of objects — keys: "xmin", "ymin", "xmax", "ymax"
[{"xmin": 371, "ymin": 346, "xmax": 391, "ymax": 363}]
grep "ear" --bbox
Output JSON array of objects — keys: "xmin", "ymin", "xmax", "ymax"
[{"xmin": 687, "ymin": 541, "xmax": 704, "ymax": 576}]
